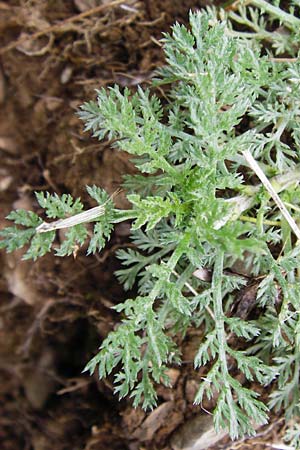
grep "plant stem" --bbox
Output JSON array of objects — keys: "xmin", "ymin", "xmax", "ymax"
[
  {"xmin": 213, "ymin": 251, "xmax": 238, "ymax": 436},
  {"xmin": 243, "ymin": 150, "xmax": 300, "ymax": 240},
  {"xmin": 213, "ymin": 251, "xmax": 226, "ymax": 358},
  {"xmin": 112, "ymin": 209, "xmax": 138, "ymax": 222},
  {"xmin": 250, "ymin": 0, "xmax": 300, "ymax": 29},
  {"xmin": 172, "ymin": 269, "xmax": 215, "ymax": 320},
  {"xmin": 240, "ymin": 215, "xmax": 280, "ymax": 226}
]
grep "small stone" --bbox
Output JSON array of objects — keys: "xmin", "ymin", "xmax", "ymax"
[
  {"xmin": 171, "ymin": 413, "xmax": 227, "ymax": 450},
  {"xmin": 133, "ymin": 401, "xmax": 174, "ymax": 441},
  {"xmin": 166, "ymin": 368, "xmax": 181, "ymax": 387},
  {"xmin": 185, "ymin": 379, "xmax": 199, "ymax": 404},
  {"xmin": 0, "ymin": 136, "xmax": 18, "ymax": 155},
  {"xmin": 22, "ymin": 348, "xmax": 57, "ymax": 409},
  {"xmin": 193, "ymin": 268, "xmax": 211, "ymax": 282},
  {"xmin": 60, "ymin": 66, "xmax": 73, "ymax": 84},
  {"xmin": 13, "ymin": 196, "xmax": 33, "ymax": 211},
  {"xmin": 44, "ymin": 96, "xmax": 63, "ymax": 112},
  {"xmin": 0, "ymin": 174, "xmax": 12, "ymax": 191},
  {"xmin": 4, "ymin": 252, "xmax": 39, "ymax": 305}
]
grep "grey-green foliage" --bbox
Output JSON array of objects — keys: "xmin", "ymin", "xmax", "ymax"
[
  {"xmin": 223, "ymin": 0, "xmax": 300, "ymax": 55},
  {"xmin": 1, "ymin": 4, "xmax": 300, "ymax": 441},
  {"xmin": 0, "ymin": 186, "xmax": 114, "ymax": 259},
  {"xmin": 284, "ymin": 421, "xmax": 300, "ymax": 449}
]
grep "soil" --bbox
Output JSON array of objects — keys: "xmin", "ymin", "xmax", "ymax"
[{"xmin": 0, "ymin": 1, "xmax": 287, "ymax": 449}]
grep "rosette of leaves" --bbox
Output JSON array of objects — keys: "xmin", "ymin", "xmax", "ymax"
[{"xmin": 2, "ymin": 5, "xmax": 300, "ymax": 440}]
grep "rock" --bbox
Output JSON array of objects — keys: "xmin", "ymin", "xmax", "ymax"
[
  {"xmin": 0, "ymin": 168, "xmax": 12, "ymax": 191},
  {"xmin": 60, "ymin": 66, "xmax": 73, "ymax": 85},
  {"xmin": 4, "ymin": 252, "xmax": 40, "ymax": 305},
  {"xmin": 171, "ymin": 413, "xmax": 227, "ymax": 450},
  {"xmin": 0, "ymin": 175, "xmax": 12, "ymax": 190},
  {"xmin": 3, "ymin": 196, "xmax": 40, "ymax": 305},
  {"xmin": 44, "ymin": 96, "xmax": 63, "ymax": 112},
  {"xmin": 121, "ymin": 406, "xmax": 146, "ymax": 434},
  {"xmin": 13, "ymin": 195, "xmax": 33, "ymax": 211},
  {"xmin": 132, "ymin": 401, "xmax": 174, "ymax": 441},
  {"xmin": 166, "ymin": 368, "xmax": 181, "ymax": 387},
  {"xmin": 0, "ymin": 136, "xmax": 18, "ymax": 154},
  {"xmin": 22, "ymin": 347, "xmax": 57, "ymax": 409},
  {"xmin": 192, "ymin": 268, "xmax": 211, "ymax": 282},
  {"xmin": 185, "ymin": 379, "xmax": 199, "ymax": 404}
]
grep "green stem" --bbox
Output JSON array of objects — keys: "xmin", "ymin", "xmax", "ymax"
[
  {"xmin": 250, "ymin": 0, "xmax": 300, "ymax": 29},
  {"xmin": 284, "ymin": 202, "xmax": 300, "ymax": 213},
  {"xmin": 166, "ymin": 231, "xmax": 192, "ymax": 271},
  {"xmin": 114, "ymin": 165, "xmax": 300, "ymax": 230},
  {"xmin": 230, "ymin": 166, "xmax": 300, "ymax": 218},
  {"xmin": 213, "ymin": 251, "xmax": 227, "ymax": 369},
  {"xmin": 240, "ymin": 214, "xmax": 280, "ymax": 227},
  {"xmin": 212, "ymin": 251, "xmax": 238, "ymax": 434},
  {"xmin": 112, "ymin": 209, "xmax": 137, "ymax": 223},
  {"xmin": 227, "ymin": 29, "xmax": 277, "ymax": 42},
  {"xmin": 270, "ymin": 169, "xmax": 300, "ymax": 193}
]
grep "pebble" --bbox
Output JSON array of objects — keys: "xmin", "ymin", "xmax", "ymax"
[
  {"xmin": 0, "ymin": 174, "xmax": 12, "ymax": 191},
  {"xmin": 171, "ymin": 413, "xmax": 227, "ymax": 450},
  {"xmin": 133, "ymin": 401, "xmax": 174, "ymax": 441},
  {"xmin": 165, "ymin": 368, "xmax": 181, "ymax": 387},
  {"xmin": 60, "ymin": 66, "xmax": 73, "ymax": 84},
  {"xmin": 22, "ymin": 348, "xmax": 58, "ymax": 409},
  {"xmin": 0, "ymin": 136, "xmax": 18, "ymax": 155}
]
